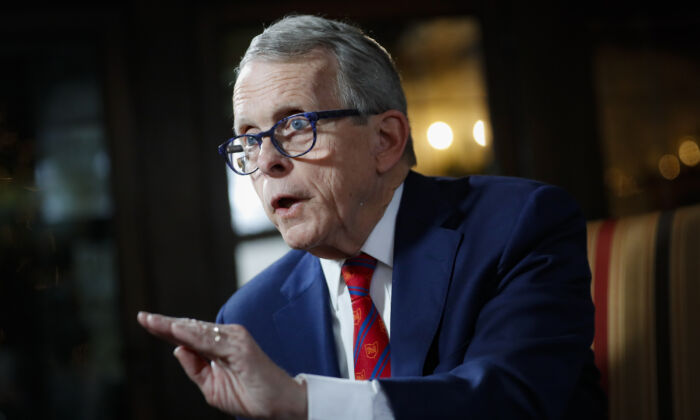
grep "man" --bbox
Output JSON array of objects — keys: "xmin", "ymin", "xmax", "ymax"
[{"xmin": 138, "ymin": 14, "xmax": 606, "ymax": 419}]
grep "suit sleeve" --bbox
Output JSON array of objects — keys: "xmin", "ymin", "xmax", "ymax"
[{"xmin": 379, "ymin": 185, "xmax": 600, "ymax": 419}]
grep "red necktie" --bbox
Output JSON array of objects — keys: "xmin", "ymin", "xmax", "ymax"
[{"xmin": 342, "ymin": 253, "xmax": 391, "ymax": 380}]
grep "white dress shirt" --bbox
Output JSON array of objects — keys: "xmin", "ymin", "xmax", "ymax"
[{"xmin": 297, "ymin": 183, "xmax": 403, "ymax": 420}]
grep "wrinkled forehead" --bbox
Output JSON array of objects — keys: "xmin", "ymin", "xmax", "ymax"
[{"xmin": 232, "ymin": 51, "xmax": 340, "ymax": 129}]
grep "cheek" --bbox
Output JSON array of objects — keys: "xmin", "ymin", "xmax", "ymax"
[{"xmin": 318, "ymin": 169, "xmax": 363, "ymax": 220}]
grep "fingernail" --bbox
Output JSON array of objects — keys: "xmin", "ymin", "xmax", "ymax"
[
  {"xmin": 173, "ymin": 346, "xmax": 183, "ymax": 357},
  {"xmin": 137, "ymin": 311, "xmax": 147, "ymax": 323}
]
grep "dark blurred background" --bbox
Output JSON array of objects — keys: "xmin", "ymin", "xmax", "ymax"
[{"xmin": 1, "ymin": 2, "xmax": 698, "ymax": 419}]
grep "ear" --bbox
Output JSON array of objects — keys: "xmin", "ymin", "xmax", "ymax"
[{"xmin": 373, "ymin": 110, "xmax": 410, "ymax": 174}]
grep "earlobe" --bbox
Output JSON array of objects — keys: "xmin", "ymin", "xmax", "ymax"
[{"xmin": 374, "ymin": 110, "xmax": 410, "ymax": 174}]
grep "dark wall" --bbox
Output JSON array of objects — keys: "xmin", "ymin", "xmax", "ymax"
[
  {"xmin": 106, "ymin": 4, "xmax": 236, "ymax": 418},
  {"xmin": 481, "ymin": 5, "xmax": 607, "ymax": 219}
]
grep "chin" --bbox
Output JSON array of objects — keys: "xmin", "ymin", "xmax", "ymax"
[{"xmin": 280, "ymin": 229, "xmax": 317, "ymax": 251}]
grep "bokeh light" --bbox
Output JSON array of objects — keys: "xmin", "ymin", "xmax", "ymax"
[
  {"xmin": 473, "ymin": 120, "xmax": 486, "ymax": 147},
  {"xmin": 658, "ymin": 154, "xmax": 681, "ymax": 180},
  {"xmin": 678, "ymin": 137, "xmax": 700, "ymax": 167},
  {"xmin": 427, "ymin": 121, "xmax": 454, "ymax": 150}
]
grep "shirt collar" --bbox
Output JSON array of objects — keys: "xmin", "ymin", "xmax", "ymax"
[{"xmin": 360, "ymin": 182, "xmax": 403, "ymax": 268}]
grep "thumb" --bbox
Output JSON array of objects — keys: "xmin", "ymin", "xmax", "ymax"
[{"xmin": 174, "ymin": 345, "xmax": 211, "ymax": 387}]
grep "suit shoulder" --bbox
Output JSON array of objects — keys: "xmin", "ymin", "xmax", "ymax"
[
  {"xmin": 412, "ymin": 171, "xmax": 544, "ymax": 194},
  {"xmin": 217, "ymin": 249, "xmax": 308, "ymax": 323},
  {"xmin": 404, "ymin": 172, "xmax": 580, "ymax": 224},
  {"xmin": 427, "ymin": 173, "xmax": 573, "ymax": 209},
  {"xmin": 455, "ymin": 174, "xmax": 547, "ymax": 196},
  {"xmin": 406, "ymin": 173, "xmax": 582, "ymax": 238},
  {"xmin": 250, "ymin": 248, "xmax": 308, "ymax": 283}
]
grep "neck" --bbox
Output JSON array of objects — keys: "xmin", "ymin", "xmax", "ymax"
[{"xmin": 309, "ymin": 166, "xmax": 409, "ymax": 260}]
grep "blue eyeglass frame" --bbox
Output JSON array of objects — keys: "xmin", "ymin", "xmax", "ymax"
[{"xmin": 218, "ymin": 108, "xmax": 361, "ymax": 175}]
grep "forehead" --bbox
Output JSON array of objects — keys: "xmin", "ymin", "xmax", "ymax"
[{"xmin": 233, "ymin": 52, "xmax": 339, "ymax": 127}]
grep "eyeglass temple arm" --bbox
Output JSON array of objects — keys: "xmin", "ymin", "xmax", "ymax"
[{"xmin": 314, "ymin": 109, "xmax": 360, "ymax": 119}]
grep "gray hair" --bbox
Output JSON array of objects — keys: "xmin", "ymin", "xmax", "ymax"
[{"xmin": 237, "ymin": 14, "xmax": 416, "ymax": 165}]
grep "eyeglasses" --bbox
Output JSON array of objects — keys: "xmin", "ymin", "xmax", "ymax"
[{"xmin": 218, "ymin": 109, "xmax": 361, "ymax": 175}]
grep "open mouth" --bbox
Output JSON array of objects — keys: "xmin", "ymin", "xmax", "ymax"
[
  {"xmin": 276, "ymin": 197, "xmax": 298, "ymax": 209},
  {"xmin": 271, "ymin": 195, "xmax": 305, "ymax": 212}
]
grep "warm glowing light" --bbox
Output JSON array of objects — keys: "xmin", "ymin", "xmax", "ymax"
[
  {"xmin": 658, "ymin": 154, "xmax": 681, "ymax": 180},
  {"xmin": 678, "ymin": 138, "xmax": 700, "ymax": 167},
  {"xmin": 427, "ymin": 121, "xmax": 454, "ymax": 150},
  {"xmin": 473, "ymin": 120, "xmax": 486, "ymax": 147}
]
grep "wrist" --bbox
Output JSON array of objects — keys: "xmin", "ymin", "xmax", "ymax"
[
  {"xmin": 292, "ymin": 377, "xmax": 308, "ymax": 420},
  {"xmin": 271, "ymin": 375, "xmax": 307, "ymax": 420}
]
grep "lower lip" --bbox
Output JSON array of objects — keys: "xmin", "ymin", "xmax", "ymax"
[{"xmin": 275, "ymin": 200, "xmax": 304, "ymax": 218}]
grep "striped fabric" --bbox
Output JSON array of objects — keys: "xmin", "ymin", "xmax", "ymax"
[{"xmin": 587, "ymin": 203, "xmax": 700, "ymax": 420}]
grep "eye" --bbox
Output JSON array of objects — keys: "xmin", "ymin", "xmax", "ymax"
[
  {"xmin": 244, "ymin": 136, "xmax": 258, "ymax": 146},
  {"xmin": 289, "ymin": 117, "xmax": 310, "ymax": 131}
]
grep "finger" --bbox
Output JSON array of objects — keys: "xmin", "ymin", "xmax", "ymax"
[
  {"xmin": 138, "ymin": 312, "xmax": 192, "ymax": 346},
  {"xmin": 137, "ymin": 311, "xmax": 174, "ymax": 339},
  {"xmin": 170, "ymin": 319, "xmax": 240, "ymax": 358},
  {"xmin": 173, "ymin": 345, "xmax": 211, "ymax": 388}
]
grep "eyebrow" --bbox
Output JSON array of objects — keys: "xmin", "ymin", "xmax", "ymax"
[{"xmin": 232, "ymin": 106, "xmax": 309, "ymax": 135}]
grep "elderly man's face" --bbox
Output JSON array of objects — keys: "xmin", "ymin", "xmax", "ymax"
[{"xmin": 233, "ymin": 52, "xmax": 381, "ymax": 258}]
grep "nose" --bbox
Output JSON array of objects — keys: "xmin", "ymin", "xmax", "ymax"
[{"xmin": 256, "ymin": 136, "xmax": 292, "ymax": 177}]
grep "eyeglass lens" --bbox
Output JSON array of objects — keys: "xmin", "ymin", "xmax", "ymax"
[{"xmin": 226, "ymin": 114, "xmax": 315, "ymax": 174}]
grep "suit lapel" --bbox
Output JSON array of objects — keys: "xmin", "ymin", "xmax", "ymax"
[
  {"xmin": 391, "ymin": 172, "xmax": 464, "ymax": 376},
  {"xmin": 273, "ymin": 254, "xmax": 341, "ymax": 378}
]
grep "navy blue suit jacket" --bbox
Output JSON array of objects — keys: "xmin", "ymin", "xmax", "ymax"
[{"xmin": 217, "ymin": 172, "xmax": 606, "ymax": 419}]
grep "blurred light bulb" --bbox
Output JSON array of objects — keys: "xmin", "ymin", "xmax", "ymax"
[
  {"xmin": 473, "ymin": 120, "xmax": 486, "ymax": 147},
  {"xmin": 427, "ymin": 122, "xmax": 453, "ymax": 150},
  {"xmin": 658, "ymin": 154, "xmax": 680, "ymax": 180},
  {"xmin": 678, "ymin": 138, "xmax": 700, "ymax": 167}
]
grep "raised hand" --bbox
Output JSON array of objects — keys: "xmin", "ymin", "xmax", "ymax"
[{"xmin": 137, "ymin": 312, "xmax": 307, "ymax": 420}]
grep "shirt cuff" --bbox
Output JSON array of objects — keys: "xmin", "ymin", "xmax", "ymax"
[{"xmin": 295, "ymin": 374, "xmax": 394, "ymax": 420}]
